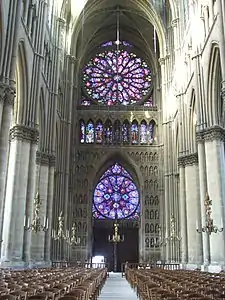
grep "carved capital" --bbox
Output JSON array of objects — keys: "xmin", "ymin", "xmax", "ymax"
[
  {"xmin": 0, "ymin": 83, "xmax": 15, "ymax": 105},
  {"xmin": 178, "ymin": 153, "xmax": 198, "ymax": 167},
  {"xmin": 5, "ymin": 86, "xmax": 16, "ymax": 106},
  {"xmin": 158, "ymin": 57, "xmax": 165, "ymax": 65},
  {"xmin": 36, "ymin": 151, "xmax": 56, "ymax": 166},
  {"xmin": 196, "ymin": 126, "xmax": 225, "ymax": 142},
  {"xmin": 221, "ymin": 87, "xmax": 225, "ymax": 100},
  {"xmin": 10, "ymin": 125, "xmax": 39, "ymax": 143},
  {"xmin": 171, "ymin": 18, "xmax": 179, "ymax": 27}
]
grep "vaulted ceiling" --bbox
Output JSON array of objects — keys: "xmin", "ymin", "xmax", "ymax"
[{"xmin": 69, "ymin": 0, "xmax": 172, "ymax": 66}]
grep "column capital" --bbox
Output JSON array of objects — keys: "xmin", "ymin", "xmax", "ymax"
[
  {"xmin": 178, "ymin": 153, "xmax": 198, "ymax": 167},
  {"xmin": 10, "ymin": 125, "xmax": 39, "ymax": 143},
  {"xmin": 36, "ymin": 150, "xmax": 56, "ymax": 166},
  {"xmin": 196, "ymin": 126, "xmax": 225, "ymax": 142},
  {"xmin": 158, "ymin": 57, "xmax": 165, "ymax": 65},
  {"xmin": 171, "ymin": 18, "xmax": 179, "ymax": 27},
  {"xmin": 66, "ymin": 54, "xmax": 77, "ymax": 64},
  {"xmin": 221, "ymin": 87, "xmax": 225, "ymax": 100},
  {"xmin": 0, "ymin": 83, "xmax": 15, "ymax": 105}
]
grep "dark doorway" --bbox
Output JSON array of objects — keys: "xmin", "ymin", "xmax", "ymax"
[{"xmin": 92, "ymin": 220, "xmax": 139, "ymax": 271}]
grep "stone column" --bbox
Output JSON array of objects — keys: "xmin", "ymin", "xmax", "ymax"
[
  {"xmin": 204, "ymin": 126, "xmax": 225, "ymax": 271},
  {"xmin": 178, "ymin": 161, "xmax": 188, "ymax": 265},
  {"xmin": 0, "ymin": 87, "xmax": 15, "ymax": 247},
  {"xmin": 23, "ymin": 141, "xmax": 38, "ymax": 266},
  {"xmin": 183, "ymin": 154, "xmax": 202, "ymax": 268},
  {"xmin": 196, "ymin": 132, "xmax": 210, "ymax": 269},
  {"xmin": 0, "ymin": 84, "xmax": 6, "ymax": 131},
  {"xmin": 44, "ymin": 157, "xmax": 55, "ymax": 265},
  {"xmin": 1, "ymin": 125, "xmax": 38, "ymax": 267},
  {"xmin": 30, "ymin": 153, "xmax": 49, "ymax": 266}
]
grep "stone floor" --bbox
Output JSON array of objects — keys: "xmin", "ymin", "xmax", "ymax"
[{"xmin": 98, "ymin": 272, "xmax": 139, "ymax": 299}]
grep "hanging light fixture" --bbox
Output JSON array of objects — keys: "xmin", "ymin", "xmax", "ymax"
[{"xmin": 24, "ymin": 152, "xmax": 48, "ymax": 233}]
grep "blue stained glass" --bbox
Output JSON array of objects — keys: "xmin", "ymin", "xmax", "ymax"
[
  {"xmin": 104, "ymin": 120, "xmax": 112, "ymax": 144},
  {"xmin": 83, "ymin": 49, "xmax": 151, "ymax": 105},
  {"xmin": 86, "ymin": 121, "xmax": 94, "ymax": 143},
  {"xmin": 96, "ymin": 120, "xmax": 103, "ymax": 144},
  {"xmin": 149, "ymin": 120, "xmax": 155, "ymax": 143},
  {"xmin": 140, "ymin": 120, "xmax": 147, "ymax": 144},
  {"xmin": 80, "ymin": 120, "xmax": 85, "ymax": 143},
  {"xmin": 93, "ymin": 163, "xmax": 140, "ymax": 220},
  {"xmin": 131, "ymin": 120, "xmax": 138, "ymax": 144}
]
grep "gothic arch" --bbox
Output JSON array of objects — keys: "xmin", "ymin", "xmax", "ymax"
[
  {"xmin": 92, "ymin": 157, "xmax": 141, "ymax": 219},
  {"xmin": 207, "ymin": 44, "xmax": 222, "ymax": 127},
  {"xmin": 14, "ymin": 41, "xmax": 29, "ymax": 125},
  {"xmin": 92, "ymin": 152, "xmax": 141, "ymax": 193},
  {"xmin": 71, "ymin": 0, "xmax": 168, "ymax": 86}
]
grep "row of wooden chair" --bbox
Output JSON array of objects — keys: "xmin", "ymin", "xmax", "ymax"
[
  {"xmin": 125, "ymin": 267, "xmax": 225, "ymax": 299},
  {"xmin": 0, "ymin": 266, "xmax": 107, "ymax": 300}
]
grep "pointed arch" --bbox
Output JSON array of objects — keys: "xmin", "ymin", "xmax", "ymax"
[
  {"xmin": 95, "ymin": 119, "xmax": 103, "ymax": 144},
  {"xmin": 79, "ymin": 119, "xmax": 85, "ymax": 143},
  {"xmin": 14, "ymin": 41, "xmax": 29, "ymax": 125},
  {"xmin": 149, "ymin": 119, "xmax": 156, "ymax": 144},
  {"xmin": 207, "ymin": 43, "xmax": 223, "ymax": 126},
  {"xmin": 92, "ymin": 157, "xmax": 140, "ymax": 220},
  {"xmin": 86, "ymin": 119, "xmax": 94, "ymax": 143}
]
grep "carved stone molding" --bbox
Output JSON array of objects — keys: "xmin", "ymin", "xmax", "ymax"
[
  {"xmin": 36, "ymin": 150, "xmax": 56, "ymax": 166},
  {"xmin": 221, "ymin": 87, "xmax": 225, "ymax": 100},
  {"xmin": 196, "ymin": 126, "xmax": 225, "ymax": 143},
  {"xmin": 0, "ymin": 83, "xmax": 16, "ymax": 105},
  {"xmin": 178, "ymin": 153, "xmax": 198, "ymax": 167},
  {"xmin": 10, "ymin": 125, "xmax": 39, "ymax": 143}
]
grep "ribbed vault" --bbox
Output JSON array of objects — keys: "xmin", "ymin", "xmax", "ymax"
[{"xmin": 70, "ymin": 0, "xmax": 173, "ymax": 66}]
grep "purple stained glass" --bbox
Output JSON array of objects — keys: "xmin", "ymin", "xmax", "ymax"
[
  {"xmin": 80, "ymin": 120, "xmax": 85, "ymax": 144},
  {"xmin": 93, "ymin": 163, "xmax": 140, "ymax": 219},
  {"xmin": 96, "ymin": 120, "xmax": 103, "ymax": 144},
  {"xmin": 83, "ymin": 50, "xmax": 151, "ymax": 105},
  {"xmin": 86, "ymin": 121, "xmax": 94, "ymax": 143},
  {"xmin": 149, "ymin": 120, "xmax": 155, "ymax": 143},
  {"xmin": 81, "ymin": 98, "xmax": 91, "ymax": 106},
  {"xmin": 140, "ymin": 120, "xmax": 147, "ymax": 144},
  {"xmin": 131, "ymin": 120, "xmax": 138, "ymax": 144}
]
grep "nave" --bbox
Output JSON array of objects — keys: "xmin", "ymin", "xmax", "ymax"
[{"xmin": 0, "ymin": 265, "xmax": 225, "ymax": 299}]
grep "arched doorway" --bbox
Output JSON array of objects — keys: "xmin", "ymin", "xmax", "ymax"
[{"xmin": 92, "ymin": 162, "xmax": 140, "ymax": 271}]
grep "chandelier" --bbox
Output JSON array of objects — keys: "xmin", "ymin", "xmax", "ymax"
[
  {"xmin": 52, "ymin": 212, "xmax": 80, "ymax": 246},
  {"xmin": 108, "ymin": 220, "xmax": 124, "ymax": 243},
  {"xmin": 197, "ymin": 193, "xmax": 223, "ymax": 235},
  {"xmin": 24, "ymin": 191, "xmax": 48, "ymax": 233}
]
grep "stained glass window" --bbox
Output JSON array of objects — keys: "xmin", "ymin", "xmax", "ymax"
[
  {"xmin": 96, "ymin": 120, "xmax": 103, "ymax": 144},
  {"xmin": 81, "ymin": 98, "xmax": 91, "ymax": 106},
  {"xmin": 86, "ymin": 120, "xmax": 94, "ymax": 143},
  {"xmin": 113, "ymin": 120, "xmax": 121, "ymax": 144},
  {"xmin": 149, "ymin": 120, "xmax": 155, "ymax": 143},
  {"xmin": 140, "ymin": 120, "xmax": 147, "ymax": 144},
  {"xmin": 104, "ymin": 119, "xmax": 112, "ymax": 144},
  {"xmin": 122, "ymin": 120, "xmax": 130, "ymax": 143},
  {"xmin": 100, "ymin": 40, "xmax": 132, "ymax": 48},
  {"xmin": 83, "ymin": 49, "xmax": 151, "ymax": 105},
  {"xmin": 144, "ymin": 95, "xmax": 153, "ymax": 107},
  {"xmin": 92, "ymin": 162, "xmax": 140, "ymax": 219},
  {"xmin": 80, "ymin": 120, "xmax": 85, "ymax": 143},
  {"xmin": 131, "ymin": 120, "xmax": 138, "ymax": 144}
]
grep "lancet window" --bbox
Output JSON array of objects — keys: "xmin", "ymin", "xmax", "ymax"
[{"xmin": 79, "ymin": 119, "xmax": 156, "ymax": 145}]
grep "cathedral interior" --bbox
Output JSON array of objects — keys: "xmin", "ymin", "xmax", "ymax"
[{"xmin": 0, "ymin": 0, "xmax": 225, "ymax": 275}]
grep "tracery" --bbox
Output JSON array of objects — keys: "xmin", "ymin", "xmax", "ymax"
[{"xmin": 92, "ymin": 163, "xmax": 140, "ymax": 219}]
